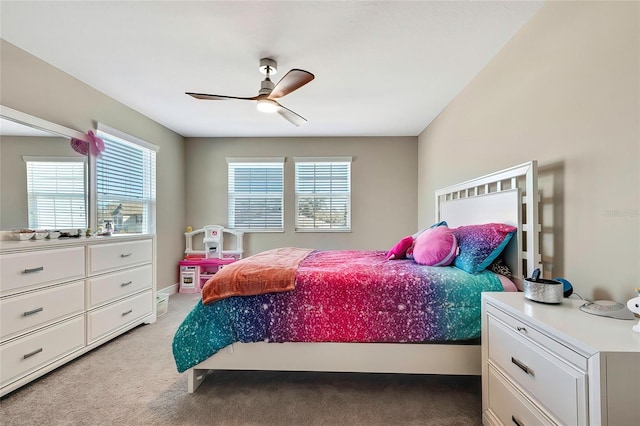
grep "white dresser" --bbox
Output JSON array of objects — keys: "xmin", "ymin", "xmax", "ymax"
[
  {"xmin": 482, "ymin": 292, "xmax": 640, "ymax": 426},
  {"xmin": 0, "ymin": 235, "xmax": 156, "ymax": 397}
]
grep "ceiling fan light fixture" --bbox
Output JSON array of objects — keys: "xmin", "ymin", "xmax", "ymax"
[
  {"xmin": 256, "ymin": 99, "xmax": 278, "ymax": 114},
  {"xmin": 187, "ymin": 57, "xmax": 314, "ymax": 125}
]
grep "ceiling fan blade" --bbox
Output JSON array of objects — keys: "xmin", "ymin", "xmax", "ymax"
[
  {"xmin": 268, "ymin": 69, "xmax": 315, "ymax": 100},
  {"xmin": 276, "ymin": 102, "xmax": 307, "ymax": 127},
  {"xmin": 186, "ymin": 92, "xmax": 259, "ymax": 101}
]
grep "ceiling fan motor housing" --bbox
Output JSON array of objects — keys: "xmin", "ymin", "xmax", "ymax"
[
  {"xmin": 259, "ymin": 78, "xmax": 275, "ymax": 95},
  {"xmin": 258, "ymin": 58, "xmax": 277, "ymax": 95},
  {"xmin": 259, "ymin": 58, "xmax": 277, "ymax": 75}
]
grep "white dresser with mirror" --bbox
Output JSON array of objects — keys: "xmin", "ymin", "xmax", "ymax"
[
  {"xmin": 0, "ymin": 235, "xmax": 156, "ymax": 397},
  {"xmin": 0, "ymin": 105, "xmax": 157, "ymax": 397}
]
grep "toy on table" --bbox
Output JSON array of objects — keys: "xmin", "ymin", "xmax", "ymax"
[{"xmin": 626, "ymin": 288, "xmax": 640, "ymax": 333}]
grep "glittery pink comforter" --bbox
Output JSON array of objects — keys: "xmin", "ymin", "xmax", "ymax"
[{"xmin": 173, "ymin": 250, "xmax": 503, "ymax": 372}]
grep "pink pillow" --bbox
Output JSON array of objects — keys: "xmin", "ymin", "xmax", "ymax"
[
  {"xmin": 412, "ymin": 225, "xmax": 458, "ymax": 266},
  {"xmin": 386, "ymin": 236, "xmax": 414, "ymax": 260}
]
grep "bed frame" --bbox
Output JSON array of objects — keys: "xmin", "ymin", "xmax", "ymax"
[{"xmin": 186, "ymin": 161, "xmax": 541, "ymax": 392}]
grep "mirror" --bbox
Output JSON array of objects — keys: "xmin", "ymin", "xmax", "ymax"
[{"xmin": 0, "ymin": 107, "xmax": 90, "ymax": 231}]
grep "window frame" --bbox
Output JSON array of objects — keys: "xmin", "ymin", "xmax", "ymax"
[
  {"xmin": 294, "ymin": 156, "xmax": 352, "ymax": 233},
  {"xmin": 94, "ymin": 123, "xmax": 158, "ymax": 235},
  {"xmin": 227, "ymin": 157, "xmax": 285, "ymax": 233}
]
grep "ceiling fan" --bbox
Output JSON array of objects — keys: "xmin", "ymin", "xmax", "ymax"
[{"xmin": 186, "ymin": 58, "xmax": 315, "ymax": 126}]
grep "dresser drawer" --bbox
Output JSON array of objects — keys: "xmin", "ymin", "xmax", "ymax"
[
  {"xmin": 86, "ymin": 264, "xmax": 152, "ymax": 308},
  {"xmin": 0, "ymin": 247, "xmax": 85, "ymax": 295},
  {"xmin": 86, "ymin": 290, "xmax": 152, "ymax": 344},
  {"xmin": 487, "ymin": 364, "xmax": 556, "ymax": 426},
  {"xmin": 88, "ymin": 239, "xmax": 152, "ymax": 274},
  {"xmin": 0, "ymin": 316, "xmax": 85, "ymax": 388},
  {"xmin": 487, "ymin": 303, "xmax": 588, "ymax": 370},
  {"xmin": 0, "ymin": 281, "xmax": 85, "ymax": 342},
  {"xmin": 487, "ymin": 315, "xmax": 587, "ymax": 425}
]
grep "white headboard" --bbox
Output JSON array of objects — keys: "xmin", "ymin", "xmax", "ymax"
[{"xmin": 435, "ymin": 161, "xmax": 541, "ymax": 289}]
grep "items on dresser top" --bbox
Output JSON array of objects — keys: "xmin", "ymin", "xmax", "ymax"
[
  {"xmin": 522, "ymin": 268, "xmax": 563, "ymax": 304},
  {"xmin": 522, "ymin": 269, "xmax": 575, "ymax": 305},
  {"xmin": 521, "ymin": 271, "xmax": 635, "ymax": 321},
  {"xmin": 482, "ymin": 292, "xmax": 640, "ymax": 426},
  {"xmin": 628, "ymin": 288, "xmax": 640, "ymax": 333},
  {"xmin": 10, "ymin": 229, "xmax": 78, "ymax": 241},
  {"xmin": 579, "ymin": 299, "xmax": 636, "ymax": 320},
  {"xmin": 12, "ymin": 230, "xmax": 36, "ymax": 241}
]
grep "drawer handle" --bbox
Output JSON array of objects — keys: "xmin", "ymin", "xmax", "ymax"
[
  {"xmin": 511, "ymin": 357, "xmax": 533, "ymax": 376},
  {"xmin": 23, "ymin": 348, "xmax": 43, "ymax": 359},
  {"xmin": 121, "ymin": 281, "xmax": 133, "ymax": 287},
  {"xmin": 120, "ymin": 253, "xmax": 132, "ymax": 258},
  {"xmin": 122, "ymin": 309, "xmax": 133, "ymax": 316},
  {"xmin": 23, "ymin": 266, "xmax": 44, "ymax": 274},
  {"xmin": 23, "ymin": 307, "xmax": 44, "ymax": 316},
  {"xmin": 516, "ymin": 326, "xmax": 527, "ymax": 333},
  {"xmin": 511, "ymin": 415, "xmax": 524, "ymax": 426}
]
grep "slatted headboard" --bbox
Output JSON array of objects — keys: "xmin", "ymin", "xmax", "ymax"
[{"xmin": 435, "ymin": 161, "xmax": 541, "ymax": 289}]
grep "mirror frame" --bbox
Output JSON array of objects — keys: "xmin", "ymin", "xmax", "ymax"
[{"xmin": 1, "ymin": 105, "xmax": 93, "ymax": 231}]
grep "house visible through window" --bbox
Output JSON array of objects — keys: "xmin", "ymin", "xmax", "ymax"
[
  {"xmin": 96, "ymin": 124, "xmax": 157, "ymax": 234},
  {"xmin": 227, "ymin": 157, "xmax": 284, "ymax": 232},
  {"xmin": 24, "ymin": 156, "xmax": 87, "ymax": 229},
  {"xmin": 295, "ymin": 157, "xmax": 351, "ymax": 232}
]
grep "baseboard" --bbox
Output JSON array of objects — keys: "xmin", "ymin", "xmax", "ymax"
[{"xmin": 159, "ymin": 283, "xmax": 179, "ymax": 296}]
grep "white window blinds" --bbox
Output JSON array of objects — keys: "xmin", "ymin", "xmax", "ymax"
[
  {"xmin": 25, "ymin": 157, "xmax": 87, "ymax": 229},
  {"xmin": 294, "ymin": 157, "xmax": 351, "ymax": 232},
  {"xmin": 96, "ymin": 125, "xmax": 157, "ymax": 234},
  {"xmin": 227, "ymin": 158, "xmax": 284, "ymax": 232}
]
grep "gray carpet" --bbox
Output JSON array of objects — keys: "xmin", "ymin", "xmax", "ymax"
[{"xmin": 0, "ymin": 293, "xmax": 482, "ymax": 425}]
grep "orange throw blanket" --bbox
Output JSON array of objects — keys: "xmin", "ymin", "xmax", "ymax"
[{"xmin": 201, "ymin": 247, "xmax": 314, "ymax": 304}]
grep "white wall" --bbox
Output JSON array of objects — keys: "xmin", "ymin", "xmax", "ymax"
[
  {"xmin": 185, "ymin": 136, "xmax": 418, "ymax": 255},
  {"xmin": 418, "ymin": 1, "xmax": 639, "ymax": 303},
  {"xmin": 0, "ymin": 40, "xmax": 187, "ymax": 289}
]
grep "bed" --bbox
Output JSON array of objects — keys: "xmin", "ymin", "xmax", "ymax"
[{"xmin": 173, "ymin": 161, "xmax": 541, "ymax": 393}]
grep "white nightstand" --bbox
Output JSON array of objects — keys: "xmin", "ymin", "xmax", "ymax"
[{"xmin": 481, "ymin": 292, "xmax": 640, "ymax": 426}]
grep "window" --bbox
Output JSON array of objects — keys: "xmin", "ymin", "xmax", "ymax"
[
  {"xmin": 295, "ymin": 157, "xmax": 351, "ymax": 232},
  {"xmin": 96, "ymin": 124, "xmax": 157, "ymax": 234},
  {"xmin": 24, "ymin": 156, "xmax": 87, "ymax": 229},
  {"xmin": 227, "ymin": 157, "xmax": 284, "ymax": 232}
]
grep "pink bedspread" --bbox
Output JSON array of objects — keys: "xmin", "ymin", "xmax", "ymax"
[{"xmin": 173, "ymin": 249, "xmax": 504, "ymax": 372}]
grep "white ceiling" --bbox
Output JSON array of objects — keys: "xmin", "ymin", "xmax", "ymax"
[{"xmin": 0, "ymin": 1, "xmax": 542, "ymax": 138}]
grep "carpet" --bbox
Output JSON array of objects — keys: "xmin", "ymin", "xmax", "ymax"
[{"xmin": 0, "ymin": 292, "xmax": 482, "ymax": 425}]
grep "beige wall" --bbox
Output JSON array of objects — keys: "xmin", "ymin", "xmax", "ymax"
[
  {"xmin": 185, "ymin": 136, "xmax": 418, "ymax": 255},
  {"xmin": 0, "ymin": 40, "xmax": 187, "ymax": 289},
  {"xmin": 418, "ymin": 1, "xmax": 639, "ymax": 303}
]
